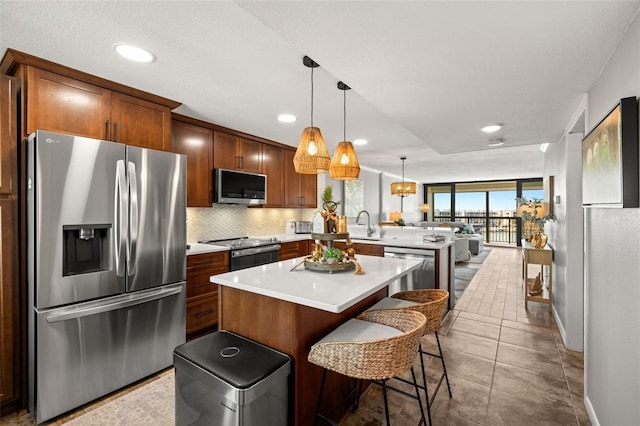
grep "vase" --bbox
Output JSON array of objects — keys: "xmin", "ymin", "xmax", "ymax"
[
  {"xmin": 530, "ymin": 232, "xmax": 547, "ymax": 249},
  {"xmin": 322, "ymin": 201, "xmax": 337, "ymax": 233}
]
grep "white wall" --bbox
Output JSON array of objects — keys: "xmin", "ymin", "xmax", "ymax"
[
  {"xmin": 582, "ymin": 12, "xmax": 640, "ymax": 426},
  {"xmin": 544, "ymin": 119, "xmax": 585, "ymax": 352}
]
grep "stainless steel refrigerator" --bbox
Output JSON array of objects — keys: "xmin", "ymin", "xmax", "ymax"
[{"xmin": 27, "ymin": 130, "xmax": 187, "ymax": 423}]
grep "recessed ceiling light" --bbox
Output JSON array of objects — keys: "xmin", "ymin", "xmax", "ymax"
[
  {"xmin": 540, "ymin": 143, "xmax": 549, "ymax": 152},
  {"xmin": 278, "ymin": 114, "xmax": 296, "ymax": 123},
  {"xmin": 353, "ymin": 139, "xmax": 368, "ymax": 146},
  {"xmin": 482, "ymin": 123, "xmax": 503, "ymax": 133},
  {"xmin": 488, "ymin": 138, "xmax": 505, "ymax": 147},
  {"xmin": 113, "ymin": 43, "xmax": 156, "ymax": 63}
]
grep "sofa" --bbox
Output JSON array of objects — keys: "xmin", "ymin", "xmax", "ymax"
[{"xmin": 419, "ymin": 221, "xmax": 484, "ymax": 255}]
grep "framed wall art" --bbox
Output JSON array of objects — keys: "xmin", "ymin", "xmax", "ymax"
[{"xmin": 582, "ymin": 96, "xmax": 638, "ymax": 207}]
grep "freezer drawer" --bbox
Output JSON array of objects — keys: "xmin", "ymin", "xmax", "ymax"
[{"xmin": 30, "ymin": 283, "xmax": 186, "ymax": 423}]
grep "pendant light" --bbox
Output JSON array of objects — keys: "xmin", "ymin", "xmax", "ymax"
[
  {"xmin": 390, "ymin": 156, "xmax": 416, "ymax": 212},
  {"xmin": 293, "ymin": 56, "xmax": 331, "ymax": 174},
  {"xmin": 329, "ymin": 81, "xmax": 360, "ymax": 180}
]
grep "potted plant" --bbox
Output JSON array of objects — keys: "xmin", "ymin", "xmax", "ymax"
[
  {"xmin": 321, "ymin": 186, "xmax": 340, "ymax": 233},
  {"xmin": 515, "ymin": 197, "xmax": 555, "ymax": 248}
]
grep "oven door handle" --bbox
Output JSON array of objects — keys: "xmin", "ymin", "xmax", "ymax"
[
  {"xmin": 231, "ymin": 244, "xmax": 281, "ymax": 258},
  {"xmin": 44, "ymin": 284, "xmax": 184, "ymax": 323}
]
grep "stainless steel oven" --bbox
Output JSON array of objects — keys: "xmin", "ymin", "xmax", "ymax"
[{"xmin": 200, "ymin": 237, "xmax": 281, "ymax": 271}]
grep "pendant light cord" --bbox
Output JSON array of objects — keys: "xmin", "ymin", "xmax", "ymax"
[
  {"xmin": 310, "ymin": 66, "xmax": 314, "ymax": 128},
  {"xmin": 343, "ymin": 87, "xmax": 347, "ymax": 141}
]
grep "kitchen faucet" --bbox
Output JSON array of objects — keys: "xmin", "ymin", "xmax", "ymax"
[{"xmin": 355, "ymin": 210, "xmax": 375, "ymax": 237}]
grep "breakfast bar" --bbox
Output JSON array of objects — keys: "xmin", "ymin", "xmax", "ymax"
[{"xmin": 211, "ymin": 255, "xmax": 422, "ymax": 425}]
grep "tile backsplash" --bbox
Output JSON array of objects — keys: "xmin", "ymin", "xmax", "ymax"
[{"xmin": 187, "ymin": 206, "xmax": 318, "ymax": 242}]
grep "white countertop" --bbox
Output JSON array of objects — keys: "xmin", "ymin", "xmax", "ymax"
[
  {"xmin": 186, "ymin": 243, "xmax": 229, "ymax": 255},
  {"xmin": 210, "ymin": 255, "xmax": 423, "ymax": 313}
]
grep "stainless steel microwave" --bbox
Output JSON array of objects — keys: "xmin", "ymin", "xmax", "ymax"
[{"xmin": 214, "ymin": 168, "xmax": 267, "ymax": 205}]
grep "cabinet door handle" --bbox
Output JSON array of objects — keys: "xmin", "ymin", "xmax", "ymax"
[
  {"xmin": 240, "ymin": 156, "xmax": 244, "ymax": 169},
  {"xmin": 194, "ymin": 309, "xmax": 214, "ymax": 319},
  {"xmin": 192, "ymin": 260, "xmax": 212, "ymax": 265},
  {"xmin": 114, "ymin": 122, "xmax": 119, "ymax": 142},
  {"xmin": 300, "ymin": 195, "xmax": 305, "ymax": 206},
  {"xmin": 194, "ymin": 283, "xmax": 211, "ymax": 289},
  {"xmin": 105, "ymin": 120, "xmax": 110, "ymax": 141}
]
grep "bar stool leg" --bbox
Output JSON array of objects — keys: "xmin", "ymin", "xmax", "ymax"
[
  {"xmin": 410, "ymin": 367, "xmax": 428, "ymax": 426},
  {"xmin": 381, "ymin": 380, "xmax": 391, "ymax": 426},
  {"xmin": 418, "ymin": 342, "xmax": 433, "ymax": 425},
  {"xmin": 353, "ymin": 379, "xmax": 364, "ymax": 411},
  {"xmin": 435, "ymin": 331, "xmax": 452, "ymax": 397},
  {"xmin": 314, "ymin": 369, "xmax": 327, "ymax": 426}
]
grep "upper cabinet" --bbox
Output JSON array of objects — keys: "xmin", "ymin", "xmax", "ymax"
[
  {"xmin": 0, "ymin": 76, "xmax": 16, "ymax": 195},
  {"xmin": 172, "ymin": 120, "xmax": 213, "ymax": 207},
  {"xmin": 25, "ymin": 68, "xmax": 172, "ymax": 149},
  {"xmin": 262, "ymin": 144, "xmax": 284, "ymax": 207},
  {"xmin": 213, "ymin": 131, "xmax": 262, "ymax": 174},
  {"xmin": 284, "ymin": 149, "xmax": 317, "ymax": 208},
  {"xmin": 1, "ymin": 49, "xmax": 180, "ymax": 149}
]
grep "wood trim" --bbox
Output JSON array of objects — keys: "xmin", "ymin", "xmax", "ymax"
[{"xmin": 1, "ymin": 49, "xmax": 181, "ymax": 109}]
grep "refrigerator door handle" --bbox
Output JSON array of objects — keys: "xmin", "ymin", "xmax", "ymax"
[
  {"xmin": 44, "ymin": 284, "xmax": 184, "ymax": 323},
  {"xmin": 127, "ymin": 161, "xmax": 139, "ymax": 276},
  {"xmin": 114, "ymin": 160, "xmax": 128, "ymax": 277}
]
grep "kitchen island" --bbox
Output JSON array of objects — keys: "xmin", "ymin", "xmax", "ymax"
[{"xmin": 211, "ymin": 255, "xmax": 422, "ymax": 426}]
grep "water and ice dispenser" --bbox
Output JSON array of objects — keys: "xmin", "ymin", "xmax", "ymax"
[{"xmin": 62, "ymin": 224, "xmax": 111, "ymax": 276}]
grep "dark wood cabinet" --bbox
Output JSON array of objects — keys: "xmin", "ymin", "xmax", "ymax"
[
  {"xmin": 279, "ymin": 240, "xmax": 310, "ymax": 260},
  {"xmin": 262, "ymin": 144, "xmax": 284, "ymax": 207},
  {"xmin": 333, "ymin": 241, "xmax": 384, "ymax": 257},
  {"xmin": 26, "ymin": 67, "xmax": 111, "ymax": 141},
  {"xmin": 284, "ymin": 149, "xmax": 317, "ymax": 208},
  {"xmin": 1, "ymin": 50, "xmax": 179, "ymax": 150},
  {"xmin": 213, "ymin": 131, "xmax": 263, "ymax": 174},
  {"xmin": 110, "ymin": 91, "xmax": 172, "ymax": 150},
  {"xmin": 185, "ymin": 251, "xmax": 229, "ymax": 337},
  {"xmin": 25, "ymin": 67, "xmax": 173, "ymax": 149},
  {"xmin": 172, "ymin": 120, "xmax": 213, "ymax": 207},
  {"xmin": 0, "ymin": 75, "xmax": 18, "ymax": 415}
]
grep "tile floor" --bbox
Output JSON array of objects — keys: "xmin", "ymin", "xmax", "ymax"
[
  {"xmin": 341, "ymin": 246, "xmax": 590, "ymax": 426},
  {"xmin": 4, "ymin": 246, "xmax": 590, "ymax": 425}
]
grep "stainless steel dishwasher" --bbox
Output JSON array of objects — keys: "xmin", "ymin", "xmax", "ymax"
[{"xmin": 384, "ymin": 246, "xmax": 436, "ymax": 295}]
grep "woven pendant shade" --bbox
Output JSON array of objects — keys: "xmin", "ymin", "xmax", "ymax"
[
  {"xmin": 329, "ymin": 141, "xmax": 360, "ymax": 180},
  {"xmin": 391, "ymin": 181, "xmax": 417, "ymax": 196},
  {"xmin": 293, "ymin": 126, "xmax": 331, "ymax": 174}
]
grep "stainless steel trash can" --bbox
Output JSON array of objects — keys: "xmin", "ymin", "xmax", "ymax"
[{"xmin": 174, "ymin": 330, "xmax": 290, "ymax": 426}]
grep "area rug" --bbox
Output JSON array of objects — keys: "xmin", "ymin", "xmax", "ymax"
[
  {"xmin": 455, "ymin": 248, "xmax": 491, "ymax": 301},
  {"xmin": 65, "ymin": 372, "xmax": 174, "ymax": 425}
]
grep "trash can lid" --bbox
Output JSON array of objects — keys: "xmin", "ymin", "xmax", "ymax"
[{"xmin": 174, "ymin": 330, "xmax": 290, "ymax": 389}]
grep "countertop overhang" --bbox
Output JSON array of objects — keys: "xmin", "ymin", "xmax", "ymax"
[{"xmin": 210, "ymin": 255, "xmax": 423, "ymax": 313}]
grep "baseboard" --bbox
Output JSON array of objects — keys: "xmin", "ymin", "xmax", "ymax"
[
  {"xmin": 552, "ymin": 305, "xmax": 583, "ymax": 352},
  {"xmin": 584, "ymin": 395, "xmax": 600, "ymax": 426},
  {"xmin": 553, "ymin": 306, "xmax": 567, "ymax": 344}
]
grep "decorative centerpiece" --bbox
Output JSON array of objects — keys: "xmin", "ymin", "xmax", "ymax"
[
  {"xmin": 303, "ymin": 232, "xmax": 364, "ymax": 274},
  {"xmin": 516, "ymin": 197, "xmax": 555, "ymax": 249}
]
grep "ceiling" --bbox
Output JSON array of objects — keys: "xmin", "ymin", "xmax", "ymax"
[{"xmin": 1, "ymin": 1, "xmax": 639, "ymax": 184}]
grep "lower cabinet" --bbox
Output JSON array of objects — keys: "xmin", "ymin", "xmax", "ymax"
[
  {"xmin": 186, "ymin": 251, "xmax": 229, "ymax": 338},
  {"xmin": 279, "ymin": 240, "xmax": 310, "ymax": 260},
  {"xmin": 333, "ymin": 242, "xmax": 384, "ymax": 257}
]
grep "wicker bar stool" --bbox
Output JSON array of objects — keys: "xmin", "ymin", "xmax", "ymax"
[
  {"xmin": 308, "ymin": 309, "xmax": 427, "ymax": 426},
  {"xmin": 367, "ymin": 289, "xmax": 451, "ymax": 426}
]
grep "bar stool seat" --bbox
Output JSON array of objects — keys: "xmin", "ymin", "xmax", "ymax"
[
  {"xmin": 308, "ymin": 309, "xmax": 427, "ymax": 426},
  {"xmin": 367, "ymin": 289, "xmax": 452, "ymax": 425}
]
